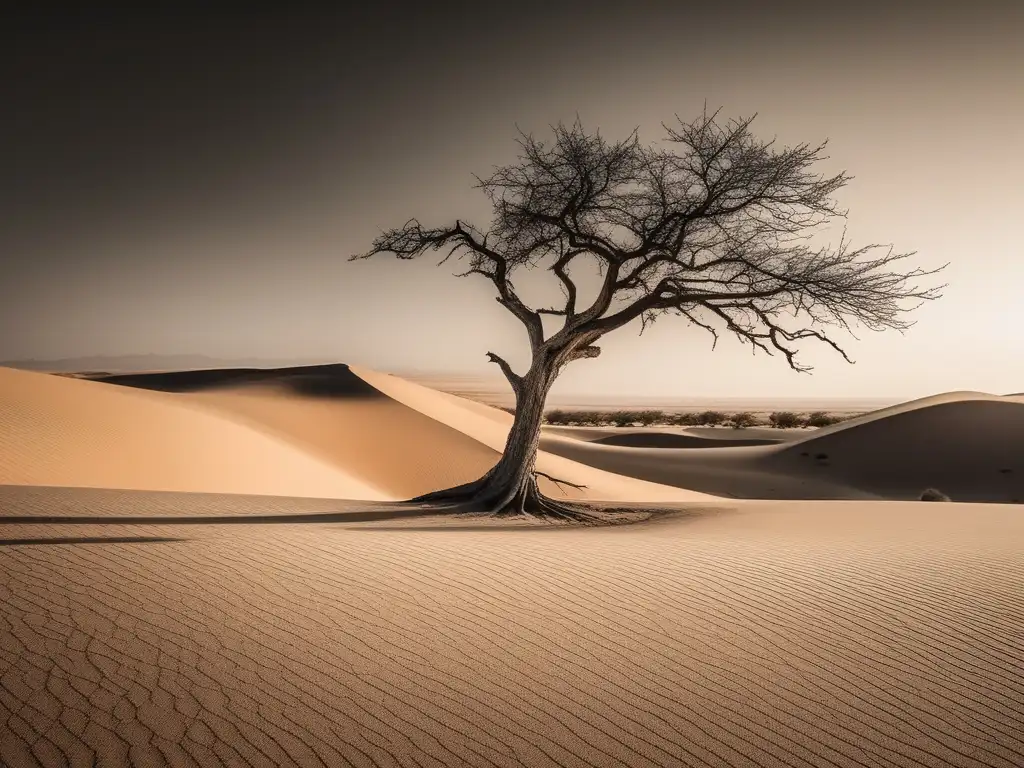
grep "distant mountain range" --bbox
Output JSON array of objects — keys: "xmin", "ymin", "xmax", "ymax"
[{"xmin": 0, "ymin": 354, "xmax": 332, "ymax": 373}]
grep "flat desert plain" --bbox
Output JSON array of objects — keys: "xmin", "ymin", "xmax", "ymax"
[{"xmin": 1, "ymin": 363, "xmax": 1022, "ymax": 767}]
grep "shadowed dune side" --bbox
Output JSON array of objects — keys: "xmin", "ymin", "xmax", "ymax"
[
  {"xmin": 93, "ymin": 363, "xmax": 384, "ymax": 397},
  {"xmin": 0, "ymin": 367, "xmax": 389, "ymax": 499},
  {"xmin": 0, "ymin": 492, "xmax": 1021, "ymax": 767},
  {"xmin": 768, "ymin": 397, "xmax": 1024, "ymax": 502}
]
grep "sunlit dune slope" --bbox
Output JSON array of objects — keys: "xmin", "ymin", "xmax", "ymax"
[
  {"xmin": 169, "ymin": 369, "xmax": 503, "ymax": 500},
  {"xmin": 0, "ymin": 366, "xmax": 389, "ymax": 499},
  {"xmin": 92, "ymin": 363, "xmax": 716, "ymax": 503},
  {"xmin": 540, "ymin": 392, "xmax": 1024, "ymax": 502},
  {"xmin": 0, "ymin": 487, "xmax": 1021, "ymax": 767}
]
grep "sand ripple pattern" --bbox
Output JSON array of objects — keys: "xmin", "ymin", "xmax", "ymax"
[{"xmin": 1, "ymin": 491, "xmax": 1022, "ymax": 767}]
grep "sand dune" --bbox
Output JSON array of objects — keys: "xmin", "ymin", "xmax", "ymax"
[
  {"xmin": 0, "ymin": 364, "xmax": 713, "ymax": 504},
  {"xmin": 766, "ymin": 393, "xmax": 1024, "ymax": 502},
  {"xmin": 184, "ymin": 384, "xmax": 502, "ymax": 501},
  {"xmin": 0, "ymin": 485, "xmax": 1021, "ymax": 767},
  {"xmin": 97, "ymin": 364, "xmax": 506, "ymax": 498},
  {"xmin": 541, "ymin": 392, "xmax": 1024, "ymax": 502},
  {"xmin": 0, "ymin": 366, "xmax": 388, "ymax": 500}
]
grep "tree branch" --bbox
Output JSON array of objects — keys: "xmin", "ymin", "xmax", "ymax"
[
  {"xmin": 552, "ymin": 248, "xmax": 582, "ymax": 318},
  {"xmin": 535, "ymin": 471, "xmax": 587, "ymax": 491},
  {"xmin": 486, "ymin": 351, "xmax": 523, "ymax": 392},
  {"xmin": 569, "ymin": 345, "xmax": 601, "ymax": 361},
  {"xmin": 353, "ymin": 218, "xmax": 546, "ymax": 350}
]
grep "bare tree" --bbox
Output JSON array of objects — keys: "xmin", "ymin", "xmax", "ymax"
[{"xmin": 352, "ymin": 108, "xmax": 945, "ymax": 520}]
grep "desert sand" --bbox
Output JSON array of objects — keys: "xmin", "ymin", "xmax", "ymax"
[{"xmin": 1, "ymin": 363, "xmax": 1022, "ymax": 767}]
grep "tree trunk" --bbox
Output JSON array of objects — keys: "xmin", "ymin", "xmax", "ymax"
[
  {"xmin": 412, "ymin": 350, "xmax": 595, "ymax": 520},
  {"xmin": 475, "ymin": 362, "xmax": 556, "ymax": 512}
]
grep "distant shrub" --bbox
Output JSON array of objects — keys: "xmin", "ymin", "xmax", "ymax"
[
  {"xmin": 697, "ymin": 410, "xmax": 727, "ymax": 426},
  {"xmin": 608, "ymin": 411, "xmax": 632, "ymax": 427},
  {"xmin": 671, "ymin": 412, "xmax": 700, "ymax": 426},
  {"xmin": 769, "ymin": 411, "xmax": 803, "ymax": 429},
  {"xmin": 544, "ymin": 409, "xmax": 571, "ymax": 425},
  {"xmin": 572, "ymin": 410, "xmax": 605, "ymax": 426},
  {"xmin": 544, "ymin": 409, "xmax": 608, "ymax": 426},
  {"xmin": 804, "ymin": 411, "xmax": 842, "ymax": 428},
  {"xmin": 605, "ymin": 409, "xmax": 638, "ymax": 427},
  {"xmin": 730, "ymin": 411, "xmax": 759, "ymax": 428},
  {"xmin": 637, "ymin": 409, "xmax": 665, "ymax": 426},
  {"xmin": 919, "ymin": 488, "xmax": 952, "ymax": 502}
]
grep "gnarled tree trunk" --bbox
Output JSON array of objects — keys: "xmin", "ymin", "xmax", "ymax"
[
  {"xmin": 475, "ymin": 362, "xmax": 557, "ymax": 512},
  {"xmin": 413, "ymin": 346, "xmax": 595, "ymax": 520}
]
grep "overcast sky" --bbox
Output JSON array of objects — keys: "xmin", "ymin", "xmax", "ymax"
[{"xmin": 2, "ymin": 4, "xmax": 1021, "ymax": 399}]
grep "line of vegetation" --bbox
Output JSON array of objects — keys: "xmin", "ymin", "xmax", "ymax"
[{"xmin": 514, "ymin": 408, "xmax": 857, "ymax": 428}]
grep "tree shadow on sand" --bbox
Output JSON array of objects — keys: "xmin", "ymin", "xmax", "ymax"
[{"xmin": 0, "ymin": 485, "xmax": 721, "ymax": 530}]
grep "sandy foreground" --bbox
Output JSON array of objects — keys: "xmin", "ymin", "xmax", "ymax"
[{"xmin": 1, "ymin": 364, "xmax": 1022, "ymax": 767}]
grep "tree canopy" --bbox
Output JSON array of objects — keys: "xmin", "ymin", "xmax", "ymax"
[{"xmin": 355, "ymin": 108, "xmax": 945, "ymax": 384}]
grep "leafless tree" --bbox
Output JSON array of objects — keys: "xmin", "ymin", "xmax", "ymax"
[{"xmin": 352, "ymin": 108, "xmax": 946, "ymax": 520}]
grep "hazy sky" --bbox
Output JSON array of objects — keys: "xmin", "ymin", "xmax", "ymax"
[{"xmin": 2, "ymin": 4, "xmax": 1022, "ymax": 399}]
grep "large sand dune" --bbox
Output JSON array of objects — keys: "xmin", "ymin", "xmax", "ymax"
[{"xmin": 0, "ymin": 366, "xmax": 388, "ymax": 500}]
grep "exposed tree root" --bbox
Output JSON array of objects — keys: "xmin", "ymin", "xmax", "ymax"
[
  {"xmin": 410, "ymin": 470, "xmax": 611, "ymax": 525},
  {"xmin": 534, "ymin": 471, "xmax": 587, "ymax": 492}
]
